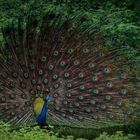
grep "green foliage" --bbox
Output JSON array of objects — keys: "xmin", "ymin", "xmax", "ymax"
[
  {"xmin": 0, "ymin": 121, "xmax": 64, "ymax": 140},
  {"xmin": 75, "ymin": 7, "xmax": 140, "ymax": 51},
  {"xmin": 95, "ymin": 131, "xmax": 136, "ymax": 140},
  {"xmin": 0, "ymin": 121, "xmax": 139, "ymax": 140},
  {"xmin": 0, "ymin": 0, "xmax": 139, "ymax": 50}
]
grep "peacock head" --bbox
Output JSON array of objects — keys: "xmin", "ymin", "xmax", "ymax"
[{"xmin": 45, "ymin": 95, "xmax": 51, "ymax": 102}]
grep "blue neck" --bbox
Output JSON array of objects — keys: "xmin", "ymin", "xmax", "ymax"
[{"xmin": 36, "ymin": 101, "xmax": 47, "ymax": 126}]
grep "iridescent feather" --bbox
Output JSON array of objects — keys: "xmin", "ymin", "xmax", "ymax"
[{"xmin": 0, "ymin": 13, "xmax": 140, "ymax": 128}]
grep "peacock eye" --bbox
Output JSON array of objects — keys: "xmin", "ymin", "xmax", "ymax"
[
  {"xmin": 29, "ymin": 50, "xmax": 36, "ymax": 56},
  {"xmin": 52, "ymin": 74, "xmax": 58, "ymax": 80},
  {"xmin": 107, "ymin": 112, "xmax": 113, "ymax": 119},
  {"xmin": 23, "ymin": 72, "xmax": 29, "ymax": 79},
  {"xmin": 120, "ymin": 73, "xmax": 127, "ymax": 79},
  {"xmin": 9, "ymin": 82, "xmax": 16, "ymax": 88},
  {"xmin": 5, "ymin": 105, "xmax": 10, "ymax": 110},
  {"xmin": 79, "ymin": 85, "xmax": 85, "ymax": 91},
  {"xmin": 65, "ymin": 83, "xmax": 72, "ymax": 88},
  {"xmin": 78, "ymin": 72, "xmax": 84, "ymax": 79},
  {"xmin": 53, "ymin": 92, "xmax": 58, "ymax": 98},
  {"xmin": 84, "ymin": 107, "xmax": 91, "ymax": 113},
  {"xmin": 103, "ymin": 67, "xmax": 110, "ymax": 74},
  {"xmin": 21, "ymin": 93, "xmax": 27, "ymax": 99},
  {"xmin": 25, "ymin": 101, "xmax": 31, "ymax": 106},
  {"xmin": 100, "ymin": 104, "xmax": 106, "ymax": 110},
  {"xmin": 38, "ymin": 69, "xmax": 43, "ymax": 76},
  {"xmin": 59, "ymin": 61, "xmax": 66, "ymax": 67},
  {"xmin": 119, "ymin": 88, "xmax": 126, "ymax": 95},
  {"xmin": 63, "ymin": 100, "xmax": 68, "ymax": 105},
  {"xmin": 1, "ymin": 72, "xmax": 8, "ymax": 79},
  {"xmin": 19, "ymin": 59, "xmax": 25, "ymax": 66},
  {"xmin": 21, "ymin": 107, "xmax": 26, "ymax": 111},
  {"xmin": 43, "ymin": 78, "xmax": 48, "ymax": 85},
  {"xmin": 31, "ymin": 79, "xmax": 36, "ymax": 85},
  {"xmin": 78, "ymin": 95, "xmax": 84, "ymax": 100},
  {"xmin": 83, "ymin": 48, "xmax": 89, "ymax": 53},
  {"xmin": 48, "ymin": 64, "xmax": 54, "ymax": 70},
  {"xmin": 36, "ymin": 85, "xmax": 41, "ymax": 90},
  {"xmin": 61, "ymin": 113, "xmax": 66, "ymax": 117},
  {"xmin": 90, "ymin": 89, "xmax": 99, "ymax": 94},
  {"xmin": 65, "ymin": 92, "xmax": 71, "ymax": 98},
  {"xmin": 68, "ymin": 109, "xmax": 73, "ymax": 113},
  {"xmin": 116, "ymin": 100, "xmax": 122, "ymax": 107},
  {"xmin": 53, "ymin": 83, "xmax": 60, "ymax": 89},
  {"xmin": 90, "ymin": 100, "xmax": 96, "ymax": 105},
  {"xmin": 104, "ymin": 95, "xmax": 111, "ymax": 101},
  {"xmin": 41, "ymin": 56, "xmax": 47, "ymax": 62},
  {"xmin": 78, "ymin": 116, "xmax": 84, "ymax": 120},
  {"xmin": 55, "ymin": 106, "xmax": 60, "ymax": 111},
  {"xmin": 73, "ymin": 102, "xmax": 80, "ymax": 107},
  {"xmin": 124, "ymin": 108, "xmax": 132, "ymax": 115},
  {"xmin": 9, "ymin": 93, "xmax": 16, "ymax": 99},
  {"xmin": 131, "ymin": 96, "xmax": 138, "ymax": 103},
  {"xmin": 73, "ymin": 60, "xmax": 80, "ymax": 66},
  {"xmin": 98, "ymin": 52, "xmax": 105, "ymax": 57},
  {"xmin": 7, "ymin": 59, "xmax": 14, "ymax": 66},
  {"xmin": 30, "ymin": 64, "xmax": 35, "ymax": 70},
  {"xmin": 12, "ymin": 72, "xmax": 19, "ymax": 78},
  {"xmin": 64, "ymin": 72, "xmax": 70, "ymax": 78},
  {"xmin": 106, "ymin": 82, "xmax": 112, "ymax": 88},
  {"xmin": 88, "ymin": 63, "xmax": 94, "ymax": 69},
  {"xmin": 53, "ymin": 51, "xmax": 59, "ymax": 57},
  {"xmin": 92, "ymin": 114, "xmax": 98, "ymax": 120},
  {"xmin": 91, "ymin": 75, "xmax": 98, "ymax": 81},
  {"xmin": 67, "ymin": 49, "xmax": 73, "ymax": 54}
]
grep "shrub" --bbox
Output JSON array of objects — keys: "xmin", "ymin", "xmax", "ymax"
[{"xmin": 96, "ymin": 131, "xmax": 136, "ymax": 140}]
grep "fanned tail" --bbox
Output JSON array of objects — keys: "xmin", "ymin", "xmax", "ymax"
[{"xmin": 0, "ymin": 13, "xmax": 140, "ymax": 127}]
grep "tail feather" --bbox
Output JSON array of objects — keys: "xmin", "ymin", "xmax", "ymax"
[{"xmin": 0, "ymin": 14, "xmax": 140, "ymax": 127}]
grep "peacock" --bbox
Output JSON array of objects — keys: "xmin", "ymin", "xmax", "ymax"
[{"xmin": 0, "ymin": 13, "xmax": 140, "ymax": 128}]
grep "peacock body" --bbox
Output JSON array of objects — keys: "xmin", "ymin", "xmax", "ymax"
[{"xmin": 0, "ymin": 13, "xmax": 140, "ymax": 128}]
